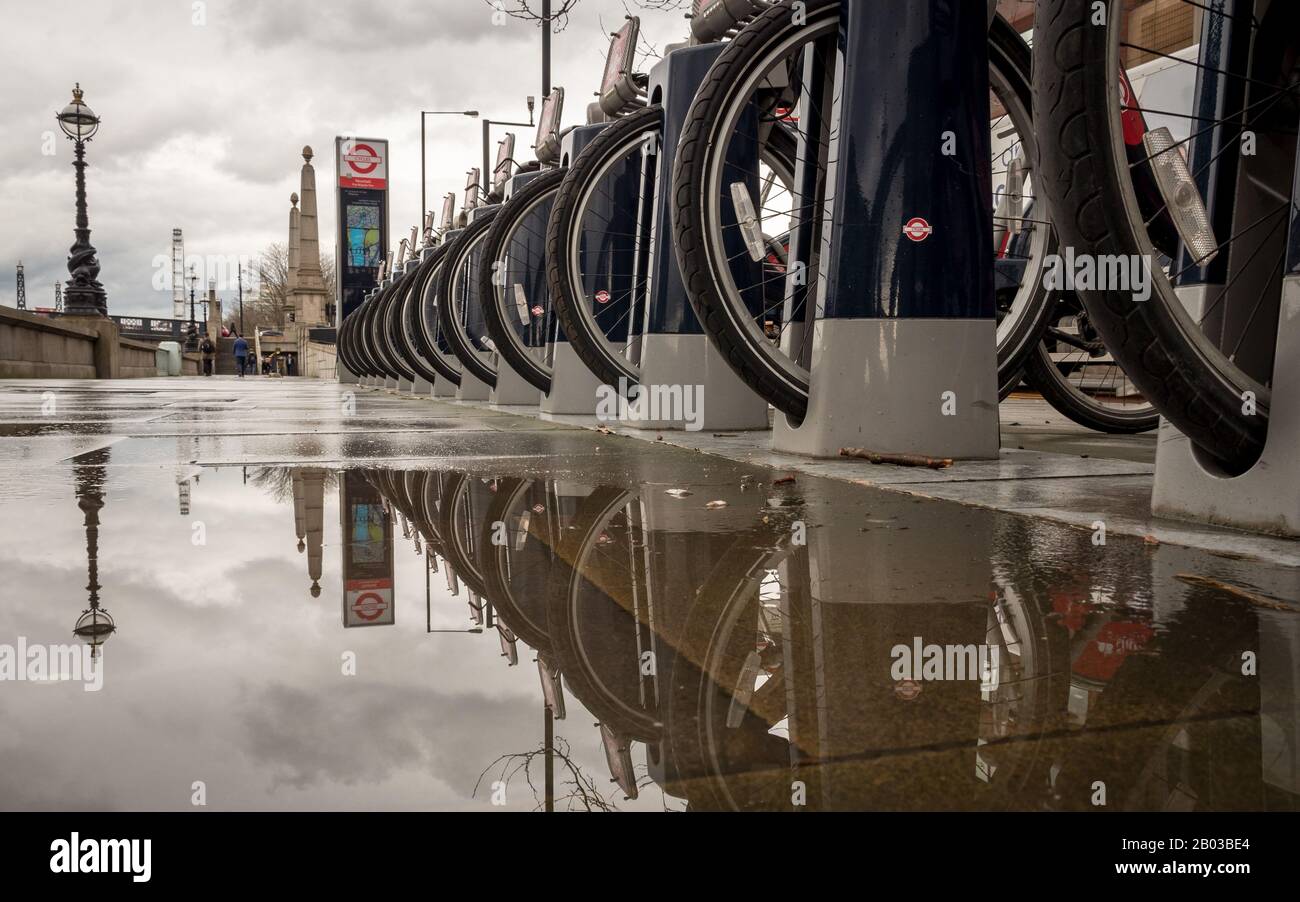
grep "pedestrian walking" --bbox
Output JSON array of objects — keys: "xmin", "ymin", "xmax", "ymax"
[
  {"xmin": 200, "ymin": 335, "xmax": 216, "ymax": 376},
  {"xmin": 232, "ymin": 332, "xmax": 249, "ymax": 377}
]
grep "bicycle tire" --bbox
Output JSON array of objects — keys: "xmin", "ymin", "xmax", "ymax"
[
  {"xmin": 479, "ymin": 169, "xmax": 566, "ymax": 394},
  {"xmin": 436, "ymin": 210, "xmax": 500, "ymax": 388},
  {"xmin": 1033, "ymin": 0, "xmax": 1270, "ymax": 472}
]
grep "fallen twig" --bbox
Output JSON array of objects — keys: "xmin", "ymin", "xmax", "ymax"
[{"xmin": 839, "ymin": 447, "xmax": 953, "ymax": 469}]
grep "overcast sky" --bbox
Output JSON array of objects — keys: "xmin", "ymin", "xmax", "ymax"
[{"xmin": 0, "ymin": 0, "xmax": 689, "ymax": 319}]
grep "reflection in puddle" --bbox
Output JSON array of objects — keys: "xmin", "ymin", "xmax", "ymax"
[{"xmin": 1, "ymin": 454, "xmax": 1296, "ymax": 812}]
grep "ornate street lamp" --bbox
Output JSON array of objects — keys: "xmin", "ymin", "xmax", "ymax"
[{"xmin": 56, "ymin": 84, "xmax": 108, "ymax": 318}]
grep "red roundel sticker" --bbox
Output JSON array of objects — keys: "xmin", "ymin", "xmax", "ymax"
[
  {"xmin": 902, "ymin": 217, "xmax": 933, "ymax": 242},
  {"xmin": 530, "ymin": 305, "xmax": 544, "ymax": 317},
  {"xmin": 595, "ymin": 289, "xmax": 611, "ymax": 305}
]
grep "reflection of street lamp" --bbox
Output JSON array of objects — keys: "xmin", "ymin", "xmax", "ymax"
[
  {"xmin": 72, "ymin": 449, "xmax": 116, "ymax": 658},
  {"xmin": 56, "ymin": 84, "xmax": 108, "ymax": 317},
  {"xmin": 421, "ymin": 110, "xmax": 479, "ymax": 224}
]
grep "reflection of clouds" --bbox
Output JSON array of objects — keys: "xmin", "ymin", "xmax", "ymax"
[
  {"xmin": 0, "ymin": 465, "xmax": 641, "ymax": 810},
  {"xmin": 240, "ymin": 681, "xmax": 538, "ymax": 794}
]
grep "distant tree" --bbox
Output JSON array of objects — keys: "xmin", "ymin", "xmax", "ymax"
[{"xmin": 246, "ymin": 242, "xmax": 335, "ymax": 332}]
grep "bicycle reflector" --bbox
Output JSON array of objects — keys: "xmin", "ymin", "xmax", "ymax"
[
  {"xmin": 1141, "ymin": 127, "xmax": 1218, "ymax": 264},
  {"xmin": 1005, "ymin": 157, "xmax": 1025, "ymax": 236},
  {"xmin": 730, "ymin": 181, "xmax": 768, "ymax": 262}
]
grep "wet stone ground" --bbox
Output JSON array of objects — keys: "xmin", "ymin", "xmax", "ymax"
[{"xmin": 0, "ymin": 377, "xmax": 1296, "ymax": 811}]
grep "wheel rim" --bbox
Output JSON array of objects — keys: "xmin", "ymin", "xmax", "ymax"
[{"xmin": 693, "ymin": 12, "xmax": 1058, "ymax": 401}]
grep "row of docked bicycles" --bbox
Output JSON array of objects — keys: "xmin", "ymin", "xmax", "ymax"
[{"xmin": 340, "ymin": 0, "xmax": 1290, "ymax": 472}]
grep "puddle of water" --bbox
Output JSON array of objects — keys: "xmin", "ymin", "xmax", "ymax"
[{"xmin": 0, "ymin": 447, "xmax": 1296, "ymax": 812}]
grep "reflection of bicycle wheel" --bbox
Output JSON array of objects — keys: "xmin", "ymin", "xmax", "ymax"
[
  {"xmin": 1034, "ymin": 0, "xmax": 1292, "ymax": 471},
  {"xmin": 436, "ymin": 211, "xmax": 500, "ymax": 387},
  {"xmin": 545, "ymin": 486, "xmax": 662, "ymax": 742},
  {"xmin": 479, "ymin": 477, "xmax": 559, "ymax": 654},
  {"xmin": 1025, "ymin": 298, "xmax": 1159, "ymax": 433},
  {"xmin": 669, "ymin": 523, "xmax": 1062, "ymax": 811},
  {"xmin": 434, "ymin": 471, "xmax": 494, "ymax": 599},
  {"xmin": 480, "ymin": 169, "xmax": 566, "ymax": 394},
  {"xmin": 672, "ymin": 5, "xmax": 1057, "ymax": 420}
]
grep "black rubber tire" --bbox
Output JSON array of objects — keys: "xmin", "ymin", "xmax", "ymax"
[
  {"xmin": 1023, "ymin": 340, "xmax": 1159, "ymax": 433},
  {"xmin": 548, "ymin": 105, "xmax": 664, "ymax": 389},
  {"xmin": 388, "ymin": 267, "xmax": 442, "ymax": 386},
  {"xmin": 478, "ymin": 169, "xmax": 566, "ymax": 395},
  {"xmin": 377, "ymin": 278, "xmax": 417, "ymax": 382},
  {"xmin": 672, "ymin": 4, "xmax": 1056, "ymax": 420},
  {"xmin": 410, "ymin": 246, "xmax": 462, "ymax": 386},
  {"xmin": 362, "ymin": 288, "xmax": 391, "ymax": 379},
  {"xmin": 397, "ymin": 247, "xmax": 453, "ymax": 386},
  {"xmin": 1033, "ymin": 0, "xmax": 1269, "ymax": 472},
  {"xmin": 436, "ymin": 210, "xmax": 500, "ymax": 388}
]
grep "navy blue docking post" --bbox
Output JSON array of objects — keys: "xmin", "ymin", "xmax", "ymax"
[{"xmin": 774, "ymin": 0, "xmax": 1001, "ymax": 459}]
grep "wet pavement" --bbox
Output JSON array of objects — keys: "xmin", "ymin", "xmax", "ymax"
[{"xmin": 0, "ymin": 377, "xmax": 1297, "ymax": 811}]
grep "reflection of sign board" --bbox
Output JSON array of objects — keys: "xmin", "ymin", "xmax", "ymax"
[
  {"xmin": 338, "ymin": 139, "xmax": 389, "ymax": 189},
  {"xmin": 344, "ymin": 578, "xmax": 395, "ymax": 627}
]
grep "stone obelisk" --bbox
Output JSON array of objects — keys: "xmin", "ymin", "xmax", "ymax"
[{"xmin": 291, "ymin": 146, "xmax": 330, "ymax": 326}]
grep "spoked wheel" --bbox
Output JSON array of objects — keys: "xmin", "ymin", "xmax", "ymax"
[
  {"xmin": 1024, "ymin": 297, "xmax": 1160, "ymax": 433},
  {"xmin": 1034, "ymin": 0, "xmax": 1292, "ymax": 472},
  {"xmin": 412, "ymin": 247, "xmax": 462, "ymax": 387},
  {"xmin": 548, "ymin": 106, "xmax": 663, "ymax": 388},
  {"xmin": 672, "ymin": 3, "xmax": 1060, "ymax": 421},
  {"xmin": 549, "ymin": 105, "xmax": 799, "ymax": 390},
  {"xmin": 369, "ymin": 282, "xmax": 414, "ymax": 382},
  {"xmin": 390, "ymin": 251, "xmax": 448, "ymax": 386},
  {"xmin": 436, "ymin": 211, "xmax": 501, "ymax": 388},
  {"xmin": 480, "ymin": 169, "xmax": 566, "ymax": 394}
]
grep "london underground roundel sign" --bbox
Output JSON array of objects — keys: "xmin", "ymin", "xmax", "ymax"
[{"xmin": 339, "ymin": 139, "xmax": 388, "ymax": 190}]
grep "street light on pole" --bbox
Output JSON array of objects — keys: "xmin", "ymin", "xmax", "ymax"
[
  {"xmin": 55, "ymin": 84, "xmax": 108, "ymax": 318},
  {"xmin": 481, "ymin": 98, "xmax": 536, "ymax": 199},
  {"xmin": 420, "ymin": 110, "xmax": 479, "ymax": 224}
]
